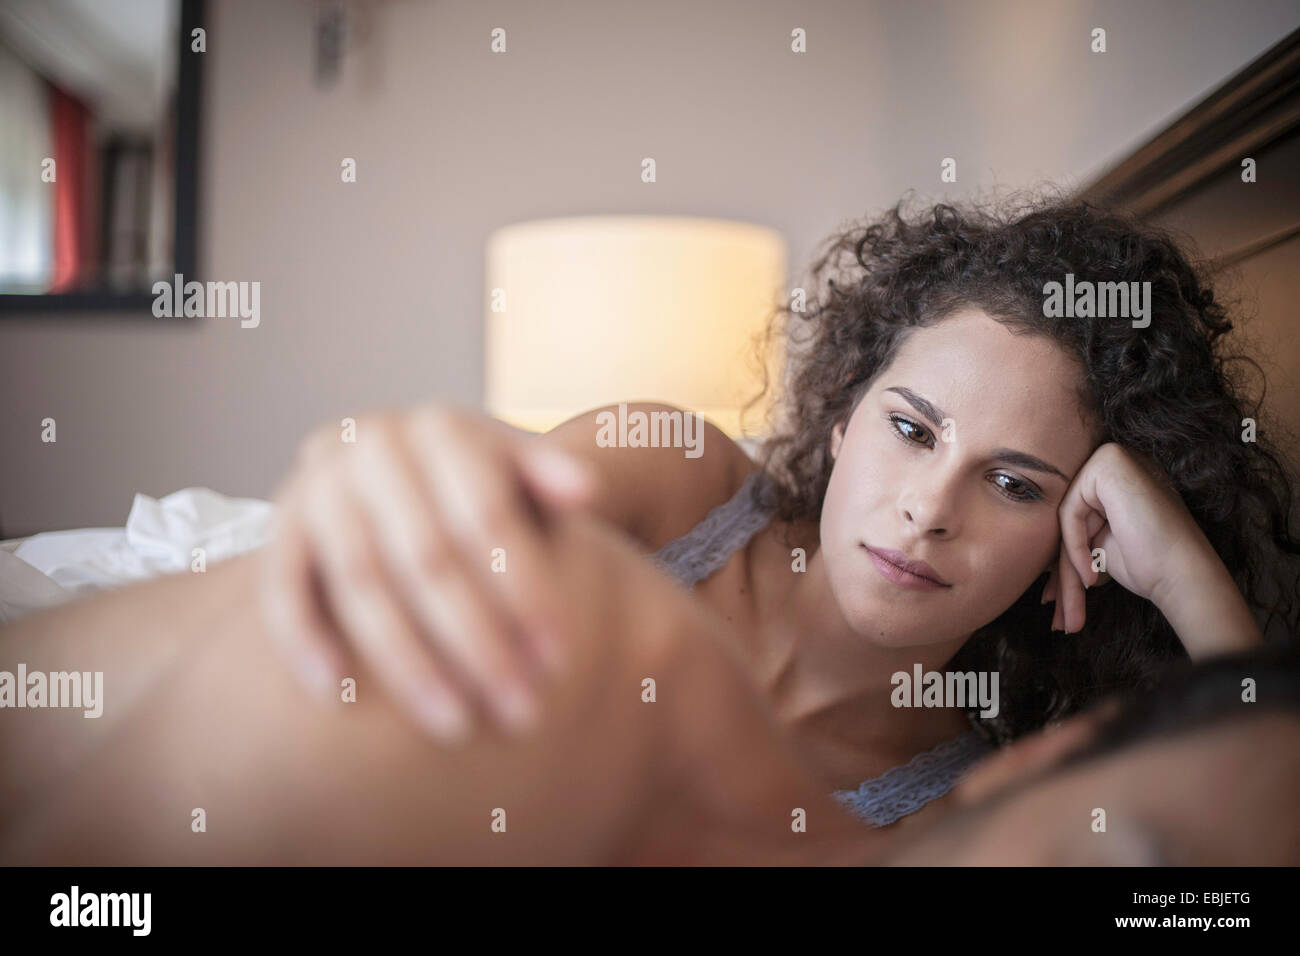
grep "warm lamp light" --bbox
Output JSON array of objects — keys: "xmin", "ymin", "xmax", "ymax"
[{"xmin": 484, "ymin": 216, "xmax": 786, "ymax": 440}]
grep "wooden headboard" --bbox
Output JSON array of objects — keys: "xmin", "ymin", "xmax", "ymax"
[
  {"xmin": 1079, "ymin": 28, "xmax": 1300, "ymax": 471},
  {"xmin": 1079, "ymin": 29, "xmax": 1300, "ymax": 639}
]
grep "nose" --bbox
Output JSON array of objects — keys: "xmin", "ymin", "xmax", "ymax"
[
  {"xmin": 898, "ymin": 470, "xmax": 962, "ymax": 538},
  {"xmin": 900, "ymin": 505, "xmax": 950, "ymax": 536}
]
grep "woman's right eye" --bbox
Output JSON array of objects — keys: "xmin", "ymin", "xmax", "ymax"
[{"xmin": 888, "ymin": 414, "xmax": 933, "ymax": 447}]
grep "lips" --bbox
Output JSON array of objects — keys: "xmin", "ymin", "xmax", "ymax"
[{"xmin": 863, "ymin": 545, "xmax": 951, "ymax": 586}]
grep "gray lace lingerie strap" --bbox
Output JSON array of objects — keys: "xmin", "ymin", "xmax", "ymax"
[
  {"xmin": 831, "ymin": 729, "xmax": 995, "ymax": 827},
  {"xmin": 650, "ymin": 469, "xmax": 771, "ymax": 589}
]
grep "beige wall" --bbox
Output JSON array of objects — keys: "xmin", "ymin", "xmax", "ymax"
[{"xmin": 3, "ymin": 0, "xmax": 1299, "ymax": 536}]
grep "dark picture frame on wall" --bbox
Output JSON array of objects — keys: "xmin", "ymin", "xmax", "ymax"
[{"xmin": 0, "ymin": 0, "xmax": 204, "ymax": 315}]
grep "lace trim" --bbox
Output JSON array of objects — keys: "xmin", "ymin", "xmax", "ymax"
[
  {"xmin": 650, "ymin": 470, "xmax": 771, "ymax": 589},
  {"xmin": 831, "ymin": 730, "xmax": 995, "ymax": 828}
]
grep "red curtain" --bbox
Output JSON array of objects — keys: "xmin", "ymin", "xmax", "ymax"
[{"xmin": 49, "ymin": 82, "xmax": 92, "ymax": 292}]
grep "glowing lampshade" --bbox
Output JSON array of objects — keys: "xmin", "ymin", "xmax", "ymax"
[{"xmin": 485, "ymin": 216, "xmax": 786, "ymax": 439}]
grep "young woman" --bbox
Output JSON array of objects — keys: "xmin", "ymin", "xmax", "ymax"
[{"xmin": 257, "ymin": 193, "xmax": 1300, "ymax": 831}]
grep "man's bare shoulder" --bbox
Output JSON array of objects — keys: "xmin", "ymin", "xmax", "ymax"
[{"xmin": 539, "ymin": 402, "xmax": 759, "ymax": 550}]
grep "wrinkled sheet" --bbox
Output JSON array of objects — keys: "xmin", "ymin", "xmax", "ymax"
[{"xmin": 0, "ymin": 488, "xmax": 273, "ymax": 625}]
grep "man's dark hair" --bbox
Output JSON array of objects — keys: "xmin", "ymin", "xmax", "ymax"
[{"xmin": 1057, "ymin": 640, "xmax": 1300, "ymax": 773}]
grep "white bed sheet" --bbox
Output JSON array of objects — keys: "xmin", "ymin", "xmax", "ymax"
[{"xmin": 0, "ymin": 487, "xmax": 274, "ymax": 625}]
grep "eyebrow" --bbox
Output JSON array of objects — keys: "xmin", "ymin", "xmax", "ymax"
[{"xmin": 883, "ymin": 386, "xmax": 1070, "ymax": 482}]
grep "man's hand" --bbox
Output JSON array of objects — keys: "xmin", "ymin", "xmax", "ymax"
[{"xmin": 258, "ymin": 403, "xmax": 600, "ymax": 741}]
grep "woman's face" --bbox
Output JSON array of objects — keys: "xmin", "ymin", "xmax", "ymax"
[{"xmin": 822, "ymin": 307, "xmax": 1101, "ymax": 648}]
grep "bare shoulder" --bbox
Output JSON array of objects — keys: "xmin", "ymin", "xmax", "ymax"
[{"xmin": 538, "ymin": 402, "xmax": 759, "ymax": 550}]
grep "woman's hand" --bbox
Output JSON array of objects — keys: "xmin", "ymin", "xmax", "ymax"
[
  {"xmin": 1044, "ymin": 442, "xmax": 1261, "ymax": 656},
  {"xmin": 257, "ymin": 403, "xmax": 600, "ymax": 742}
]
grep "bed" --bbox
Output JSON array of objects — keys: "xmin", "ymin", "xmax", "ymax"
[{"xmin": 0, "ymin": 487, "xmax": 273, "ymax": 624}]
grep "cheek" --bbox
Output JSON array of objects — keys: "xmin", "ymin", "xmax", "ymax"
[
  {"xmin": 822, "ymin": 475, "xmax": 889, "ymax": 553},
  {"xmin": 825, "ymin": 434, "xmax": 894, "ymax": 516},
  {"xmin": 966, "ymin": 518, "xmax": 1061, "ymax": 597}
]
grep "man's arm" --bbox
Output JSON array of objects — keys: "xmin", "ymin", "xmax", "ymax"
[{"xmin": 0, "ymin": 514, "xmax": 881, "ymax": 865}]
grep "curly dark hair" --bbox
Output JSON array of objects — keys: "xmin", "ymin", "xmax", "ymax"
[{"xmin": 739, "ymin": 190, "xmax": 1300, "ymax": 746}]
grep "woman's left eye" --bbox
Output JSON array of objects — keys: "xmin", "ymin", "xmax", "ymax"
[{"xmin": 990, "ymin": 473, "xmax": 1041, "ymax": 502}]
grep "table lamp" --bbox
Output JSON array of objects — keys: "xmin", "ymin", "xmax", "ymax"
[{"xmin": 485, "ymin": 215, "xmax": 787, "ymax": 443}]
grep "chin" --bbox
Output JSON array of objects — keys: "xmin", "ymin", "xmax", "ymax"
[
  {"xmin": 827, "ymin": 548, "xmax": 961, "ymax": 643},
  {"xmin": 832, "ymin": 587, "xmax": 934, "ymax": 648},
  {"xmin": 864, "ymin": 620, "xmax": 945, "ymax": 649}
]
